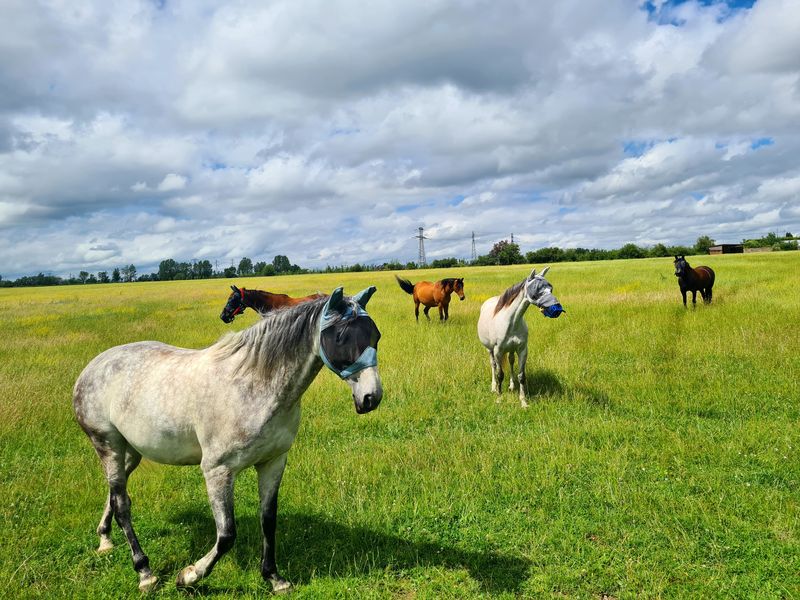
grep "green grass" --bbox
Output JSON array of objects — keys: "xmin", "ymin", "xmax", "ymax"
[{"xmin": 1, "ymin": 253, "xmax": 799, "ymax": 598}]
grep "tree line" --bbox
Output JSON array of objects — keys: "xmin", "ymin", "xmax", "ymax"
[{"xmin": 1, "ymin": 232, "xmax": 796, "ymax": 287}]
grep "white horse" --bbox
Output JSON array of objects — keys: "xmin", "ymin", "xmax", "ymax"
[
  {"xmin": 73, "ymin": 286, "xmax": 382, "ymax": 593},
  {"xmin": 477, "ymin": 267, "xmax": 563, "ymax": 407}
]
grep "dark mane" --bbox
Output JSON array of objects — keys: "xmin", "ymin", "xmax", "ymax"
[
  {"xmin": 439, "ymin": 278, "xmax": 458, "ymax": 286},
  {"xmin": 494, "ymin": 280, "xmax": 524, "ymax": 314}
]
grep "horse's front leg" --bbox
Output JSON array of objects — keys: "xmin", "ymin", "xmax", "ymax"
[
  {"xmin": 256, "ymin": 454, "xmax": 291, "ymax": 593},
  {"xmin": 691, "ymin": 290, "xmax": 697, "ymax": 306},
  {"xmin": 517, "ymin": 345, "xmax": 528, "ymax": 408},
  {"xmin": 177, "ymin": 464, "xmax": 236, "ymax": 588},
  {"xmin": 681, "ymin": 288, "xmax": 687, "ymax": 307},
  {"xmin": 423, "ymin": 305, "xmax": 432, "ymax": 321}
]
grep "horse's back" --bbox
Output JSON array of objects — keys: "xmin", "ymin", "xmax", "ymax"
[{"xmin": 74, "ymin": 341, "xmax": 207, "ymax": 464}]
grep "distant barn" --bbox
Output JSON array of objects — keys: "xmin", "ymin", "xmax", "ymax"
[{"xmin": 708, "ymin": 244, "xmax": 743, "ymax": 255}]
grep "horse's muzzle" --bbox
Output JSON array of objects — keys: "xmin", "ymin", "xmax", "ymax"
[
  {"xmin": 354, "ymin": 392, "xmax": 382, "ymax": 414},
  {"xmin": 220, "ymin": 313, "xmax": 234, "ymax": 323}
]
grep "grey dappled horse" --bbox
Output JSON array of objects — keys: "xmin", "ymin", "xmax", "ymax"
[
  {"xmin": 477, "ymin": 267, "xmax": 563, "ymax": 407},
  {"xmin": 73, "ymin": 287, "xmax": 382, "ymax": 593}
]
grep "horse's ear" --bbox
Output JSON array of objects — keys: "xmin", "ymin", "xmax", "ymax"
[
  {"xmin": 528, "ymin": 268, "xmax": 537, "ymax": 280},
  {"xmin": 540, "ymin": 266, "xmax": 550, "ymax": 277},
  {"xmin": 353, "ymin": 286, "xmax": 377, "ymax": 309},
  {"xmin": 326, "ymin": 287, "xmax": 345, "ymax": 311},
  {"xmin": 231, "ymin": 285, "xmax": 239, "ymax": 293}
]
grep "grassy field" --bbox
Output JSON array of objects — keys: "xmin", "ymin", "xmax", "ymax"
[{"xmin": 1, "ymin": 253, "xmax": 799, "ymax": 598}]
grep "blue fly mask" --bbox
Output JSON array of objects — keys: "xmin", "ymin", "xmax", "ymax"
[
  {"xmin": 525, "ymin": 267, "xmax": 565, "ymax": 318},
  {"xmin": 318, "ymin": 286, "xmax": 381, "ymax": 379}
]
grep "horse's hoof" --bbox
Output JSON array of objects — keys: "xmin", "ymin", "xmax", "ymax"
[
  {"xmin": 96, "ymin": 537, "xmax": 114, "ymax": 553},
  {"xmin": 520, "ymin": 400, "xmax": 529, "ymax": 409},
  {"xmin": 269, "ymin": 576, "xmax": 293, "ymax": 594},
  {"xmin": 138, "ymin": 574, "xmax": 159, "ymax": 593},
  {"xmin": 176, "ymin": 565, "xmax": 199, "ymax": 588}
]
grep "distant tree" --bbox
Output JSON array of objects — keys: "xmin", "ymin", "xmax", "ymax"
[
  {"xmin": 86, "ymin": 274, "xmax": 98, "ymax": 284},
  {"xmin": 253, "ymin": 261, "xmax": 267, "ymax": 274},
  {"xmin": 257, "ymin": 263, "xmax": 276, "ymax": 276},
  {"xmin": 97, "ymin": 271, "xmax": 110, "ymax": 283},
  {"xmin": 485, "ymin": 240, "xmax": 524, "ymax": 265},
  {"xmin": 238, "ymin": 257, "xmax": 253, "ymax": 276},
  {"xmin": 526, "ymin": 247, "xmax": 565, "ymax": 264},
  {"xmin": 223, "ymin": 266, "xmax": 237, "ymax": 278},
  {"xmin": 785, "ymin": 232, "xmax": 793, "ymax": 239},
  {"xmin": 78, "ymin": 271, "xmax": 90, "ymax": 284},
  {"xmin": 618, "ymin": 243, "xmax": 646, "ymax": 259},
  {"xmin": 122, "ymin": 264, "xmax": 137, "ymax": 282},
  {"xmin": 272, "ymin": 255, "xmax": 291, "ymax": 274},
  {"xmin": 111, "ymin": 268, "xmax": 121, "ymax": 283},
  {"xmin": 159, "ymin": 259, "xmax": 179, "ymax": 281},
  {"xmin": 431, "ymin": 257, "xmax": 459, "ymax": 268},
  {"xmin": 405, "ymin": 262, "xmax": 418, "ymax": 270},
  {"xmin": 694, "ymin": 235, "xmax": 715, "ymax": 255},
  {"xmin": 649, "ymin": 243, "xmax": 670, "ymax": 258},
  {"xmin": 195, "ymin": 259, "xmax": 213, "ymax": 279}
]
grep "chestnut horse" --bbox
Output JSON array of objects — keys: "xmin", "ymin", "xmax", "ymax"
[
  {"xmin": 395, "ymin": 275, "xmax": 465, "ymax": 321},
  {"xmin": 220, "ymin": 285, "xmax": 323, "ymax": 323},
  {"xmin": 674, "ymin": 256, "xmax": 715, "ymax": 307}
]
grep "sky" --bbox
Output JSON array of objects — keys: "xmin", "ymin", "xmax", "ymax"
[{"xmin": 1, "ymin": 0, "xmax": 799, "ymax": 278}]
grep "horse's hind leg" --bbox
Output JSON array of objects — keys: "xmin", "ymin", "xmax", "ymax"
[
  {"xmin": 256, "ymin": 454, "xmax": 292, "ymax": 593},
  {"xmin": 177, "ymin": 464, "xmax": 236, "ymax": 588},
  {"xmin": 492, "ymin": 348, "xmax": 505, "ymax": 400},
  {"xmin": 94, "ymin": 437, "xmax": 156, "ymax": 592},
  {"xmin": 96, "ymin": 446, "xmax": 141, "ymax": 553},
  {"xmin": 414, "ymin": 300, "xmax": 420, "ymax": 322},
  {"xmin": 423, "ymin": 305, "xmax": 432, "ymax": 321}
]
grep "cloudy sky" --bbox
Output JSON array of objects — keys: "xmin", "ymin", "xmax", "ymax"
[{"xmin": 1, "ymin": 0, "xmax": 799, "ymax": 278}]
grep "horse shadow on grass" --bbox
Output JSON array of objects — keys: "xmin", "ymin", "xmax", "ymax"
[
  {"xmin": 525, "ymin": 369, "xmax": 611, "ymax": 409},
  {"xmin": 165, "ymin": 510, "xmax": 530, "ymax": 595}
]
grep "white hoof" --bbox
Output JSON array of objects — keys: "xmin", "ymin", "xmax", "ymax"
[
  {"xmin": 520, "ymin": 398, "xmax": 529, "ymax": 408},
  {"xmin": 138, "ymin": 574, "xmax": 158, "ymax": 593},
  {"xmin": 96, "ymin": 537, "xmax": 114, "ymax": 553},
  {"xmin": 176, "ymin": 565, "xmax": 199, "ymax": 588},
  {"xmin": 269, "ymin": 576, "xmax": 293, "ymax": 594}
]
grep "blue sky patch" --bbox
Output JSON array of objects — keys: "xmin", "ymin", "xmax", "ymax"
[
  {"xmin": 641, "ymin": 0, "xmax": 756, "ymax": 25},
  {"xmin": 751, "ymin": 137, "xmax": 774, "ymax": 150}
]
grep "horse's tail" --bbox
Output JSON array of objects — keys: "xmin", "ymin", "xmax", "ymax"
[{"xmin": 395, "ymin": 275, "xmax": 415, "ymax": 295}]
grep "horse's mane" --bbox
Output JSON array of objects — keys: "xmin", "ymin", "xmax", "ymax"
[
  {"xmin": 212, "ymin": 295, "xmax": 351, "ymax": 379},
  {"xmin": 439, "ymin": 278, "xmax": 461, "ymax": 286},
  {"xmin": 494, "ymin": 279, "xmax": 525, "ymax": 314}
]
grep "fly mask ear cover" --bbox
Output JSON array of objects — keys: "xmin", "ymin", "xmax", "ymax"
[{"xmin": 318, "ymin": 286, "xmax": 379, "ymax": 379}]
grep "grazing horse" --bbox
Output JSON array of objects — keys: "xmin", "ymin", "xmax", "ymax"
[
  {"xmin": 220, "ymin": 285, "xmax": 323, "ymax": 322},
  {"xmin": 73, "ymin": 287, "xmax": 382, "ymax": 593},
  {"xmin": 395, "ymin": 275, "xmax": 465, "ymax": 321},
  {"xmin": 674, "ymin": 255, "xmax": 715, "ymax": 307},
  {"xmin": 477, "ymin": 267, "xmax": 564, "ymax": 407}
]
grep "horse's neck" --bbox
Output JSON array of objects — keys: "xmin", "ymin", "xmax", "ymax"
[
  {"xmin": 246, "ymin": 290, "xmax": 272, "ymax": 311},
  {"xmin": 503, "ymin": 288, "xmax": 531, "ymax": 326}
]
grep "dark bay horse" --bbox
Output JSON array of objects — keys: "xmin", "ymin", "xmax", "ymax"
[
  {"xmin": 395, "ymin": 275, "xmax": 465, "ymax": 321},
  {"xmin": 220, "ymin": 285, "xmax": 323, "ymax": 322},
  {"xmin": 73, "ymin": 287, "xmax": 382, "ymax": 593},
  {"xmin": 674, "ymin": 255, "xmax": 715, "ymax": 307}
]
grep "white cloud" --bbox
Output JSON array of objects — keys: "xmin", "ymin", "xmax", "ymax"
[
  {"xmin": 1, "ymin": 0, "xmax": 799, "ymax": 278},
  {"xmin": 157, "ymin": 173, "xmax": 188, "ymax": 192}
]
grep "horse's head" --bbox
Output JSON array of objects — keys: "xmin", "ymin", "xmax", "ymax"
[
  {"xmin": 453, "ymin": 278, "xmax": 466, "ymax": 301},
  {"xmin": 220, "ymin": 285, "xmax": 246, "ymax": 323},
  {"xmin": 319, "ymin": 286, "xmax": 383, "ymax": 414},
  {"xmin": 524, "ymin": 266, "xmax": 564, "ymax": 317},
  {"xmin": 673, "ymin": 256, "xmax": 687, "ymax": 277}
]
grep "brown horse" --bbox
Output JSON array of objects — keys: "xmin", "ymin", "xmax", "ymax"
[
  {"xmin": 674, "ymin": 256, "xmax": 715, "ymax": 307},
  {"xmin": 395, "ymin": 275, "xmax": 465, "ymax": 321},
  {"xmin": 220, "ymin": 285, "xmax": 323, "ymax": 322}
]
